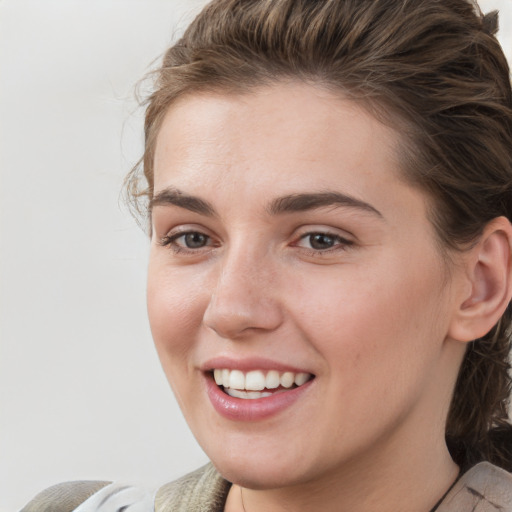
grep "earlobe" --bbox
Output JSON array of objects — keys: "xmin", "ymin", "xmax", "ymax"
[{"xmin": 449, "ymin": 217, "xmax": 512, "ymax": 343}]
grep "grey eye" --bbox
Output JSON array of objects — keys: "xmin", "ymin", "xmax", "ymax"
[{"xmin": 183, "ymin": 232, "xmax": 209, "ymax": 248}]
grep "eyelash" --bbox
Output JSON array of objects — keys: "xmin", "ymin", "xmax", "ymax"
[
  {"xmin": 293, "ymin": 231, "xmax": 354, "ymax": 256},
  {"xmin": 159, "ymin": 229, "xmax": 354, "ymax": 257},
  {"xmin": 159, "ymin": 231, "xmax": 216, "ymax": 255}
]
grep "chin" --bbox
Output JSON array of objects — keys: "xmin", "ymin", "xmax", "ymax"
[
  {"xmin": 214, "ymin": 457, "xmax": 306, "ymax": 490},
  {"xmin": 204, "ymin": 439, "xmax": 324, "ymax": 490}
]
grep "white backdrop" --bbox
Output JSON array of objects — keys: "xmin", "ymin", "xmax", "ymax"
[{"xmin": 1, "ymin": 1, "xmax": 511, "ymax": 511}]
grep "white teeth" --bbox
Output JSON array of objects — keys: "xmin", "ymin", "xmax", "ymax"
[
  {"xmin": 280, "ymin": 372, "xmax": 295, "ymax": 388},
  {"xmin": 266, "ymin": 370, "xmax": 280, "ymax": 389},
  {"xmin": 212, "ymin": 368, "xmax": 312, "ymax": 395},
  {"xmin": 213, "ymin": 369, "xmax": 223, "ymax": 385},
  {"xmin": 225, "ymin": 389, "xmax": 273, "ymax": 399},
  {"xmin": 295, "ymin": 372, "xmax": 309, "ymax": 386},
  {"xmin": 245, "ymin": 370, "xmax": 266, "ymax": 391},
  {"xmin": 229, "ymin": 370, "xmax": 245, "ymax": 389}
]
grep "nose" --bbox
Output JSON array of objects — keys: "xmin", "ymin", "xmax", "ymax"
[{"xmin": 203, "ymin": 248, "xmax": 283, "ymax": 339}]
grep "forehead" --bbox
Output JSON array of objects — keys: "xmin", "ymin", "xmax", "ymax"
[{"xmin": 153, "ymin": 82, "xmax": 402, "ymax": 192}]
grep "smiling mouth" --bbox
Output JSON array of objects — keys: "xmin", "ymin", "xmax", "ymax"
[{"xmin": 212, "ymin": 368, "xmax": 314, "ymax": 399}]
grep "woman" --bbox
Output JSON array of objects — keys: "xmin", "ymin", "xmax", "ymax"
[{"xmin": 22, "ymin": 0, "xmax": 512, "ymax": 510}]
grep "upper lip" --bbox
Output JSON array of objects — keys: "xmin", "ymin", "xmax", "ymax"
[{"xmin": 201, "ymin": 356, "xmax": 314, "ymax": 375}]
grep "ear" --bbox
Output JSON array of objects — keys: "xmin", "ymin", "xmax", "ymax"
[{"xmin": 448, "ymin": 216, "xmax": 512, "ymax": 343}]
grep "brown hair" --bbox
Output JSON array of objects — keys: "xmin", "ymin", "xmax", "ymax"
[{"xmin": 126, "ymin": 0, "xmax": 512, "ymax": 470}]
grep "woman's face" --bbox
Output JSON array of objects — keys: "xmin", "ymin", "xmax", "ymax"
[{"xmin": 147, "ymin": 83, "xmax": 466, "ymax": 488}]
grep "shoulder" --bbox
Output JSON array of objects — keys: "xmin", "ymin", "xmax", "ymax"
[
  {"xmin": 438, "ymin": 462, "xmax": 512, "ymax": 512},
  {"xmin": 155, "ymin": 463, "xmax": 231, "ymax": 512},
  {"xmin": 20, "ymin": 480, "xmax": 155, "ymax": 512},
  {"xmin": 19, "ymin": 464, "xmax": 230, "ymax": 512},
  {"xmin": 20, "ymin": 481, "xmax": 112, "ymax": 512}
]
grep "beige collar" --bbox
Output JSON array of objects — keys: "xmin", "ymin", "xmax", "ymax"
[{"xmin": 437, "ymin": 462, "xmax": 512, "ymax": 512}]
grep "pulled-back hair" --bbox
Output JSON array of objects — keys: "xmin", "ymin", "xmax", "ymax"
[{"xmin": 126, "ymin": 0, "xmax": 512, "ymax": 470}]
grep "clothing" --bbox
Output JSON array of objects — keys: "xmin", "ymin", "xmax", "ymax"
[
  {"xmin": 19, "ymin": 464, "xmax": 229, "ymax": 512},
  {"xmin": 437, "ymin": 462, "xmax": 512, "ymax": 512},
  {"xmin": 20, "ymin": 461, "xmax": 512, "ymax": 512}
]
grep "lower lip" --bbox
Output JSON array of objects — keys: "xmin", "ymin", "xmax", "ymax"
[{"xmin": 204, "ymin": 374, "xmax": 314, "ymax": 421}]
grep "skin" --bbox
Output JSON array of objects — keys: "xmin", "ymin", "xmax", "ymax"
[{"xmin": 147, "ymin": 82, "xmax": 469, "ymax": 512}]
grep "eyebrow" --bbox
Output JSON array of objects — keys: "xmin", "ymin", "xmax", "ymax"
[
  {"xmin": 150, "ymin": 187, "xmax": 216, "ymax": 216},
  {"xmin": 150, "ymin": 187, "xmax": 382, "ymax": 218},
  {"xmin": 268, "ymin": 191, "xmax": 383, "ymax": 217}
]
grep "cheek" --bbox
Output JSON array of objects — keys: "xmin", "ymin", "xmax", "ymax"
[
  {"xmin": 146, "ymin": 263, "xmax": 211, "ymax": 412},
  {"xmin": 290, "ymin": 258, "xmax": 449, "ymax": 382},
  {"xmin": 146, "ymin": 259, "xmax": 206, "ymax": 362}
]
